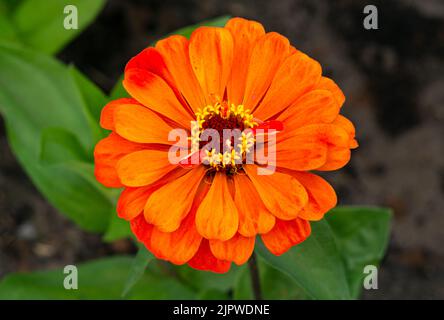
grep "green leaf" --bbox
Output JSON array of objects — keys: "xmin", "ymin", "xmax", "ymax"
[
  {"xmin": 11, "ymin": 0, "xmax": 105, "ymax": 54},
  {"xmin": 197, "ymin": 289, "xmax": 229, "ymax": 300},
  {"xmin": 0, "ymin": 42, "xmax": 112, "ymax": 232},
  {"xmin": 326, "ymin": 206, "xmax": 392, "ymax": 298},
  {"xmin": 109, "ymin": 15, "xmax": 231, "ymax": 100},
  {"xmin": 68, "ymin": 65, "xmax": 108, "ymax": 144},
  {"xmin": 40, "ymin": 127, "xmax": 88, "ymax": 164},
  {"xmin": 0, "ymin": 256, "xmax": 196, "ymax": 299},
  {"xmin": 233, "ymin": 258, "xmax": 310, "ymax": 300},
  {"xmin": 122, "ymin": 247, "xmax": 154, "ymax": 298},
  {"xmin": 175, "ymin": 264, "xmax": 243, "ymax": 292},
  {"xmin": 0, "ymin": 14, "xmax": 19, "ymax": 44},
  {"xmin": 255, "ymin": 220, "xmax": 351, "ymax": 299},
  {"xmin": 103, "ymin": 213, "xmax": 131, "ymax": 242}
]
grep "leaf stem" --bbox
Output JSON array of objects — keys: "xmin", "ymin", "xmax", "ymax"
[{"xmin": 248, "ymin": 252, "xmax": 262, "ymax": 300}]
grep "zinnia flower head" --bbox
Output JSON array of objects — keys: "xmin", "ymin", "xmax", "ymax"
[{"xmin": 94, "ymin": 17, "xmax": 358, "ymax": 273}]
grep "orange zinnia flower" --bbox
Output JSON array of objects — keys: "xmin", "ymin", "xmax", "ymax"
[{"xmin": 94, "ymin": 17, "xmax": 358, "ymax": 273}]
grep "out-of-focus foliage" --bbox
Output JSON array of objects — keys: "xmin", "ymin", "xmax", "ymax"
[
  {"xmin": 0, "ymin": 257, "xmax": 196, "ymax": 299},
  {"xmin": 252, "ymin": 207, "xmax": 391, "ymax": 299},
  {"xmin": 0, "ymin": 0, "xmax": 105, "ymax": 54}
]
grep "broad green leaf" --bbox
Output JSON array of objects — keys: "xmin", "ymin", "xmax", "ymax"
[
  {"xmin": 40, "ymin": 127, "xmax": 88, "ymax": 164},
  {"xmin": 68, "ymin": 65, "xmax": 108, "ymax": 142},
  {"xmin": 103, "ymin": 213, "xmax": 131, "ymax": 242},
  {"xmin": 109, "ymin": 75, "xmax": 127, "ymax": 101},
  {"xmin": 11, "ymin": 0, "xmax": 105, "ymax": 54},
  {"xmin": 0, "ymin": 14, "xmax": 19, "ymax": 44},
  {"xmin": 0, "ymin": 256, "xmax": 196, "ymax": 299},
  {"xmin": 0, "ymin": 43, "xmax": 112, "ymax": 232},
  {"xmin": 122, "ymin": 247, "xmax": 154, "ymax": 298},
  {"xmin": 197, "ymin": 289, "xmax": 229, "ymax": 300},
  {"xmin": 326, "ymin": 206, "xmax": 392, "ymax": 298},
  {"xmin": 255, "ymin": 220, "xmax": 351, "ymax": 299},
  {"xmin": 0, "ymin": 0, "xmax": 23, "ymax": 14},
  {"xmin": 109, "ymin": 15, "xmax": 231, "ymax": 100},
  {"xmin": 233, "ymin": 258, "xmax": 309, "ymax": 300},
  {"xmin": 175, "ymin": 264, "xmax": 243, "ymax": 292}
]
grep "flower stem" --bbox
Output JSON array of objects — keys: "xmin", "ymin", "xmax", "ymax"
[{"xmin": 248, "ymin": 252, "xmax": 262, "ymax": 300}]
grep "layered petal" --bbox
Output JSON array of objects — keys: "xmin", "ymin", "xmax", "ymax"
[
  {"xmin": 315, "ymin": 76, "xmax": 345, "ymax": 108},
  {"xmin": 195, "ymin": 173, "xmax": 239, "ymax": 241},
  {"xmin": 123, "ymin": 68, "xmax": 192, "ymax": 129},
  {"xmin": 125, "ymin": 47, "xmax": 173, "ymax": 83},
  {"xmin": 332, "ymin": 115, "xmax": 358, "ymax": 149},
  {"xmin": 156, "ymin": 35, "xmax": 206, "ymax": 112},
  {"xmin": 210, "ymin": 233, "xmax": 255, "ymax": 265},
  {"xmin": 277, "ymin": 89, "xmax": 340, "ymax": 136},
  {"xmin": 144, "ymin": 166, "xmax": 205, "ymax": 232},
  {"xmin": 315, "ymin": 116, "xmax": 357, "ymax": 170},
  {"xmin": 116, "ymin": 150, "xmax": 175, "ymax": 187},
  {"xmin": 188, "ymin": 240, "xmax": 231, "ymax": 273},
  {"xmin": 290, "ymin": 172, "xmax": 337, "ymax": 221},
  {"xmin": 94, "ymin": 132, "xmax": 147, "ymax": 188},
  {"xmin": 225, "ymin": 17, "xmax": 265, "ymax": 105},
  {"xmin": 244, "ymin": 165, "xmax": 308, "ymax": 220},
  {"xmin": 189, "ymin": 27, "xmax": 234, "ymax": 101},
  {"xmin": 263, "ymin": 123, "xmax": 350, "ymax": 171},
  {"xmin": 130, "ymin": 214, "xmax": 154, "ymax": 250},
  {"xmin": 253, "ymin": 50, "xmax": 322, "ymax": 120},
  {"xmin": 117, "ymin": 186, "xmax": 157, "ymax": 220},
  {"xmin": 100, "ymin": 98, "xmax": 139, "ymax": 130},
  {"xmin": 149, "ymin": 211, "xmax": 203, "ymax": 265},
  {"xmin": 233, "ymin": 174, "xmax": 275, "ymax": 237},
  {"xmin": 242, "ymin": 32, "xmax": 290, "ymax": 110},
  {"xmin": 261, "ymin": 218, "xmax": 311, "ymax": 255},
  {"xmin": 113, "ymin": 103, "xmax": 180, "ymax": 145}
]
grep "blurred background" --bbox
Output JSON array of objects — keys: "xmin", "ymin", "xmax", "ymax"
[{"xmin": 1, "ymin": 0, "xmax": 443, "ymax": 299}]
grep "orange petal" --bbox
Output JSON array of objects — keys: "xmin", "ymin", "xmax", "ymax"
[
  {"xmin": 244, "ymin": 165, "xmax": 308, "ymax": 220},
  {"xmin": 271, "ymin": 123, "xmax": 350, "ymax": 170},
  {"xmin": 196, "ymin": 173, "xmax": 239, "ymax": 241},
  {"xmin": 209, "ymin": 233, "xmax": 255, "ymax": 265},
  {"xmin": 261, "ymin": 218, "xmax": 311, "ymax": 255},
  {"xmin": 144, "ymin": 166, "xmax": 205, "ymax": 232},
  {"xmin": 125, "ymin": 47, "xmax": 172, "ymax": 83},
  {"xmin": 290, "ymin": 172, "xmax": 337, "ymax": 221},
  {"xmin": 149, "ymin": 210, "xmax": 203, "ymax": 265},
  {"xmin": 306, "ymin": 119, "xmax": 355, "ymax": 170},
  {"xmin": 188, "ymin": 239, "xmax": 231, "ymax": 273},
  {"xmin": 114, "ymin": 103, "xmax": 179, "ymax": 145},
  {"xmin": 156, "ymin": 35, "xmax": 206, "ymax": 112},
  {"xmin": 94, "ymin": 133, "xmax": 147, "ymax": 188},
  {"xmin": 267, "ymin": 139, "xmax": 328, "ymax": 171},
  {"xmin": 130, "ymin": 214, "xmax": 155, "ymax": 251},
  {"xmin": 315, "ymin": 76, "xmax": 345, "ymax": 108},
  {"xmin": 117, "ymin": 186, "xmax": 157, "ymax": 220},
  {"xmin": 254, "ymin": 50, "xmax": 322, "ymax": 120},
  {"xmin": 116, "ymin": 150, "xmax": 175, "ymax": 187},
  {"xmin": 100, "ymin": 98, "xmax": 139, "ymax": 130},
  {"xmin": 123, "ymin": 68, "xmax": 192, "ymax": 129},
  {"xmin": 225, "ymin": 17, "xmax": 265, "ymax": 105},
  {"xmin": 189, "ymin": 27, "xmax": 234, "ymax": 101},
  {"xmin": 277, "ymin": 90, "xmax": 340, "ymax": 136},
  {"xmin": 316, "ymin": 146, "xmax": 351, "ymax": 171},
  {"xmin": 242, "ymin": 32, "xmax": 290, "ymax": 110},
  {"xmin": 332, "ymin": 115, "xmax": 358, "ymax": 149},
  {"xmin": 233, "ymin": 174, "xmax": 275, "ymax": 237}
]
